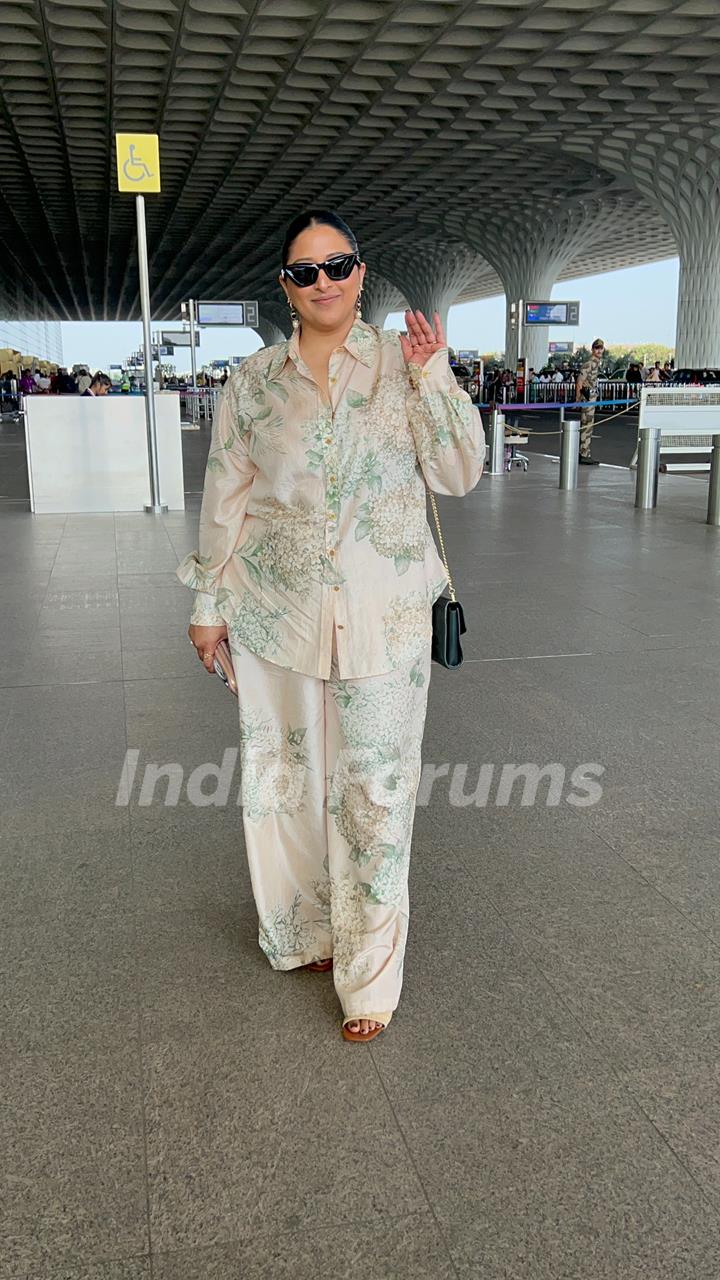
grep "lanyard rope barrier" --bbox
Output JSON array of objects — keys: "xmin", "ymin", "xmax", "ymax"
[{"xmin": 477, "ymin": 397, "xmax": 640, "ymax": 437}]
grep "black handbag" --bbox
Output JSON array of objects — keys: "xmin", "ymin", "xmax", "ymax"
[{"xmin": 427, "ymin": 488, "xmax": 467, "ymax": 669}]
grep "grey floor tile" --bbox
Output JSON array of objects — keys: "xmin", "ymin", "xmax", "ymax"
[
  {"xmin": 543, "ymin": 961, "xmax": 720, "ymax": 1071},
  {"xmin": 498, "ymin": 883, "xmax": 720, "ymax": 986},
  {"xmin": 0, "ymin": 825, "xmax": 132, "ymax": 926},
  {"xmin": 151, "ymin": 1214, "xmax": 454, "ymax": 1279},
  {"xmin": 0, "ymin": 768, "xmax": 131, "ymax": 842},
  {"xmin": 0, "ymin": 1262, "xmax": 150, "ymax": 1280},
  {"xmin": 130, "ymin": 810, "xmax": 248, "ymax": 913},
  {"xmin": 1, "ymin": 912, "xmax": 139, "ymax": 1054},
  {"xmin": 390, "ymin": 1076, "xmax": 720, "ymax": 1280},
  {"xmin": 143, "ymin": 1030, "xmax": 427, "ymax": 1254},
  {"xmin": 134, "ymin": 902, "xmax": 277, "ymax": 1045},
  {"xmin": 618, "ymin": 1058, "xmax": 720, "ymax": 1208},
  {"xmin": 0, "ymin": 1045, "xmax": 147, "ymax": 1276}
]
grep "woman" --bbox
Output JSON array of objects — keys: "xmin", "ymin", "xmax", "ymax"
[{"xmin": 178, "ymin": 209, "xmax": 484, "ymax": 1042}]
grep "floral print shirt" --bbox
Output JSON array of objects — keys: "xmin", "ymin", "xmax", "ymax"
[{"xmin": 177, "ymin": 318, "xmax": 485, "ymax": 679}]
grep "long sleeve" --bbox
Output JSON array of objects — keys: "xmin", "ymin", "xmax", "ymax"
[
  {"xmin": 405, "ymin": 348, "xmax": 485, "ymax": 496},
  {"xmin": 176, "ymin": 371, "xmax": 258, "ymax": 617}
]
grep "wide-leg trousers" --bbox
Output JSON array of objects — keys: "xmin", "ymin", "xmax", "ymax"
[{"xmin": 228, "ymin": 629, "xmax": 431, "ymax": 1025}]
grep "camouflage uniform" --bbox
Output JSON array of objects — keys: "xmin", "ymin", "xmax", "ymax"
[{"xmin": 577, "ymin": 354, "xmax": 602, "ymax": 457}]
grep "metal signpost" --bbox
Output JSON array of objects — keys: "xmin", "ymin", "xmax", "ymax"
[{"xmin": 115, "ymin": 132, "xmax": 166, "ymax": 513}]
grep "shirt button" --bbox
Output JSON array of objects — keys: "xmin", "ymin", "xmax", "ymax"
[
  {"xmin": 337, "ymin": 623, "xmax": 345, "ymax": 629},
  {"xmin": 327, "ymin": 511, "xmax": 336, "ymax": 521},
  {"xmin": 328, "ymin": 473, "xmax": 337, "ymax": 483},
  {"xmin": 329, "ymin": 375, "xmax": 336, "ymax": 384},
  {"xmin": 333, "ymin": 585, "xmax": 340, "ymax": 592},
  {"xmin": 324, "ymin": 436, "xmax": 333, "ymax": 444},
  {"xmin": 328, "ymin": 549, "xmax": 335, "ymax": 557}
]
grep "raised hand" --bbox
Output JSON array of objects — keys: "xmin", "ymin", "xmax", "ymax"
[{"xmin": 399, "ymin": 309, "xmax": 447, "ymax": 369}]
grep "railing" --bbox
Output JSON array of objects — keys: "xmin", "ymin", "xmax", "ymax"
[
  {"xmin": 479, "ymin": 379, "xmax": 639, "ymax": 406},
  {"xmin": 178, "ymin": 388, "xmax": 223, "ymax": 423}
]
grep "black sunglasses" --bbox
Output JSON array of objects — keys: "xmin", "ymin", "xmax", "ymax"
[{"xmin": 281, "ymin": 252, "xmax": 360, "ymax": 288}]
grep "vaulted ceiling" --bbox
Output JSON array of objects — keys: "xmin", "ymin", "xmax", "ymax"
[{"xmin": 2, "ymin": 0, "xmax": 716, "ymax": 322}]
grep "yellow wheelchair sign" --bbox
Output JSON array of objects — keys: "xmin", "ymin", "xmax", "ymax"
[{"xmin": 116, "ymin": 134, "xmax": 161, "ymax": 194}]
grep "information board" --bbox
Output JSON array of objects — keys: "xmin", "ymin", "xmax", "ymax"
[
  {"xmin": 525, "ymin": 301, "xmax": 580, "ymax": 326},
  {"xmin": 161, "ymin": 330, "xmax": 199, "ymax": 347},
  {"xmin": 197, "ymin": 300, "xmax": 259, "ymax": 327}
]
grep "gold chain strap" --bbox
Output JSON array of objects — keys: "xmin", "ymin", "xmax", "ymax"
[{"xmin": 427, "ymin": 488, "xmax": 455, "ymax": 602}]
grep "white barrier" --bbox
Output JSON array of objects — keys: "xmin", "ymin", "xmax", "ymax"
[
  {"xmin": 24, "ymin": 393, "xmax": 185, "ymax": 513},
  {"xmin": 633, "ymin": 386, "xmax": 720, "ymax": 471}
]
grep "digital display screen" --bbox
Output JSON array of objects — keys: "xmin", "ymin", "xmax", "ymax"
[
  {"xmin": 525, "ymin": 301, "xmax": 579, "ymax": 326},
  {"xmin": 161, "ymin": 331, "xmax": 199, "ymax": 347},
  {"xmin": 197, "ymin": 301, "xmax": 245, "ymax": 326},
  {"xmin": 526, "ymin": 303, "xmax": 567, "ymax": 324},
  {"xmin": 196, "ymin": 300, "xmax": 259, "ymax": 327}
]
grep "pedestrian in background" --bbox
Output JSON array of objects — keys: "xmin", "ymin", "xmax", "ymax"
[{"xmin": 575, "ymin": 337, "xmax": 604, "ymax": 465}]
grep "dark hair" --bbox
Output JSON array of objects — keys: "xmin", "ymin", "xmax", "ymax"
[
  {"xmin": 281, "ymin": 208, "xmax": 359, "ymax": 267},
  {"xmin": 90, "ymin": 372, "xmax": 112, "ymax": 389}
]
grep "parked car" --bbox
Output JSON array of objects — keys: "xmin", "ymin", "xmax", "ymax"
[{"xmin": 669, "ymin": 368, "xmax": 720, "ymax": 386}]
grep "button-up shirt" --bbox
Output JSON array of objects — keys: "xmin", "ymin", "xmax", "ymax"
[{"xmin": 177, "ymin": 318, "xmax": 485, "ymax": 679}]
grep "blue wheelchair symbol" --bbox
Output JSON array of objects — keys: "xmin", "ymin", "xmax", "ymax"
[{"xmin": 122, "ymin": 144, "xmax": 154, "ymax": 182}]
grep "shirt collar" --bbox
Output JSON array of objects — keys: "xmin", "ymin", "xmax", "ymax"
[{"xmin": 266, "ymin": 318, "xmax": 378, "ymax": 380}]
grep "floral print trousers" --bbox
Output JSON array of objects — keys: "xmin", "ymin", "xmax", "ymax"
[{"xmin": 228, "ymin": 627, "xmax": 432, "ymax": 1025}]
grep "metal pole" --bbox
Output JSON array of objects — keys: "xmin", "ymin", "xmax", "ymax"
[
  {"xmin": 487, "ymin": 406, "xmax": 506, "ymax": 474},
  {"xmin": 635, "ymin": 426, "xmax": 661, "ymax": 510},
  {"xmin": 135, "ymin": 195, "xmax": 166, "ymax": 514},
  {"xmin": 188, "ymin": 297, "xmax": 199, "ymax": 424},
  {"xmin": 559, "ymin": 419, "xmax": 580, "ymax": 490},
  {"xmin": 707, "ymin": 434, "xmax": 720, "ymax": 526}
]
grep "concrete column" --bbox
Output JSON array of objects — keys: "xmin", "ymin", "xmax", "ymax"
[
  {"xmin": 370, "ymin": 243, "xmax": 482, "ymax": 338},
  {"xmin": 255, "ymin": 301, "xmax": 292, "ymax": 346},
  {"xmin": 501, "ymin": 261, "xmax": 558, "ymax": 372},
  {"xmin": 675, "ymin": 236, "xmax": 720, "ymax": 367},
  {"xmin": 564, "ymin": 136, "xmax": 717, "ymax": 366},
  {"xmin": 444, "ymin": 200, "xmax": 631, "ymax": 370},
  {"xmin": 670, "ymin": 178, "xmax": 720, "ymax": 366},
  {"xmin": 359, "ymin": 273, "xmax": 403, "ymax": 329}
]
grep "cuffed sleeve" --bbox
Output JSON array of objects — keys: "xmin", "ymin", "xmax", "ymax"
[
  {"xmin": 406, "ymin": 348, "xmax": 485, "ymax": 496},
  {"xmin": 190, "ymin": 590, "xmax": 226, "ymax": 626},
  {"xmin": 176, "ymin": 371, "xmax": 258, "ymax": 598}
]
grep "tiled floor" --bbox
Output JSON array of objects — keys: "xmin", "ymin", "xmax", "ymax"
[{"xmin": 3, "ymin": 423, "xmax": 720, "ymax": 1278}]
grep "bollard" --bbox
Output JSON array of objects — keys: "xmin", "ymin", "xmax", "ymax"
[
  {"xmin": 635, "ymin": 426, "xmax": 661, "ymax": 509},
  {"xmin": 488, "ymin": 407, "xmax": 506, "ymax": 475},
  {"xmin": 708, "ymin": 434, "xmax": 720, "ymax": 526},
  {"xmin": 559, "ymin": 418, "xmax": 580, "ymax": 490}
]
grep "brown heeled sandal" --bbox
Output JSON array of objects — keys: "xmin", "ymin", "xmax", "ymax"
[
  {"xmin": 342, "ymin": 1012, "xmax": 392, "ymax": 1042},
  {"xmin": 304, "ymin": 958, "xmax": 333, "ymax": 973}
]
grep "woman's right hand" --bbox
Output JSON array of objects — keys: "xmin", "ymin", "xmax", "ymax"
[{"xmin": 189, "ymin": 623, "xmax": 228, "ymax": 673}]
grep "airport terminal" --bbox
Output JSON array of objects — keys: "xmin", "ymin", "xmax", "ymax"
[{"xmin": 2, "ymin": 2, "xmax": 720, "ymax": 1277}]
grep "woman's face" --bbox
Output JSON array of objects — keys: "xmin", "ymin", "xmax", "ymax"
[{"xmin": 279, "ymin": 225, "xmax": 365, "ymax": 333}]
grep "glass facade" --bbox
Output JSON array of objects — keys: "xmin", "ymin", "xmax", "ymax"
[{"xmin": 0, "ymin": 320, "xmax": 64, "ymax": 365}]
